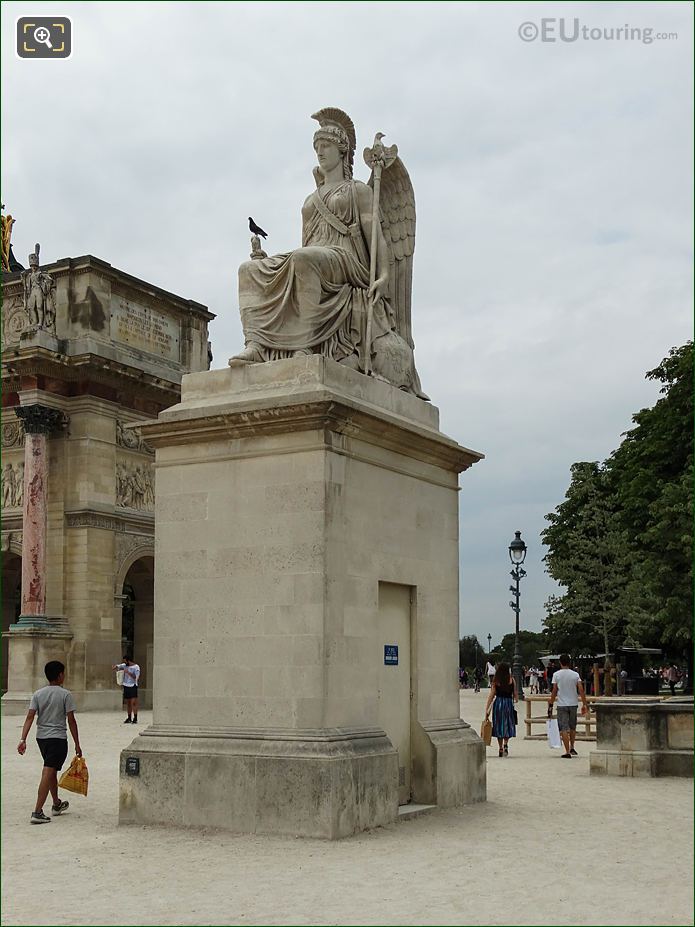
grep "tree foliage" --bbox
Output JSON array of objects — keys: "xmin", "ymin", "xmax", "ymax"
[
  {"xmin": 458, "ymin": 635, "xmax": 486, "ymax": 670},
  {"xmin": 607, "ymin": 343, "xmax": 693, "ymax": 650},
  {"xmin": 542, "ymin": 343, "xmax": 693, "ymax": 668},
  {"xmin": 542, "ymin": 462, "xmax": 630, "ymax": 662},
  {"xmin": 496, "ymin": 630, "xmax": 548, "ymax": 667}
]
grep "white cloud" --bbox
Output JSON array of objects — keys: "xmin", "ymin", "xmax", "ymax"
[{"xmin": 2, "ymin": 0, "xmax": 692, "ymax": 647}]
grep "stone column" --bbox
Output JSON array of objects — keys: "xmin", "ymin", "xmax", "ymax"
[
  {"xmin": 13, "ymin": 404, "xmax": 65, "ymax": 627},
  {"xmin": 2, "ymin": 404, "xmax": 72, "ymax": 713}
]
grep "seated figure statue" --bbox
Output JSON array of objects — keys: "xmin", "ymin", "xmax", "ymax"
[{"xmin": 229, "ymin": 107, "xmax": 427, "ymax": 399}]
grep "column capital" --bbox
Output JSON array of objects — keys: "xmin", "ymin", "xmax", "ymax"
[{"xmin": 15, "ymin": 404, "xmax": 66, "ymax": 436}]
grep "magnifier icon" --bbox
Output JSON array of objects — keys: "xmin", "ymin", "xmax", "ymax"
[{"xmin": 33, "ymin": 26, "xmax": 53, "ymax": 49}]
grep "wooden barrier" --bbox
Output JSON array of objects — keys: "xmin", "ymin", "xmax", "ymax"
[
  {"xmin": 524, "ymin": 694, "xmax": 670, "ymax": 741},
  {"xmin": 524, "ymin": 695, "xmax": 598, "ymax": 741}
]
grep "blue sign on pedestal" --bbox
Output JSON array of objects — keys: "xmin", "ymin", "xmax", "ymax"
[{"xmin": 384, "ymin": 644, "xmax": 399, "ymax": 665}]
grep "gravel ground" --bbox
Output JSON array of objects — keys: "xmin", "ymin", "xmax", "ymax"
[{"xmin": 2, "ymin": 689, "xmax": 692, "ymax": 926}]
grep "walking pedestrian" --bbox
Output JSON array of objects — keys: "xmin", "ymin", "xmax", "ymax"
[
  {"xmin": 17, "ymin": 660, "xmax": 82, "ymax": 824},
  {"xmin": 473, "ymin": 666, "xmax": 482, "ymax": 693},
  {"xmin": 547, "ymin": 653, "xmax": 589, "ymax": 759},
  {"xmin": 666, "ymin": 663, "xmax": 681, "ymax": 696},
  {"xmin": 486, "ymin": 659, "xmax": 495, "ymax": 689},
  {"xmin": 113, "ymin": 655, "xmax": 141, "ymax": 723},
  {"xmin": 484, "ymin": 662, "xmax": 518, "ymax": 756}
]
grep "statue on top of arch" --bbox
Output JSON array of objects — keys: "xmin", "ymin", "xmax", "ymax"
[
  {"xmin": 21, "ymin": 244, "xmax": 56, "ymax": 334},
  {"xmin": 229, "ymin": 107, "xmax": 428, "ymax": 400}
]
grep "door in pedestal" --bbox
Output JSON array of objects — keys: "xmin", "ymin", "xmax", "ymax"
[{"xmin": 377, "ymin": 582, "xmax": 412, "ymax": 804}]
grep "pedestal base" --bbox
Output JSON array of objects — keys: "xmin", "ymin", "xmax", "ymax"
[
  {"xmin": 11, "ymin": 614, "xmax": 72, "ymax": 633},
  {"xmin": 589, "ymin": 697, "xmax": 693, "ymax": 778},
  {"xmin": 414, "ymin": 719, "xmax": 487, "ymax": 806},
  {"xmin": 119, "ymin": 726, "xmax": 398, "ymax": 839},
  {"xmin": 589, "ymin": 748, "xmax": 693, "ymax": 778},
  {"xmin": 1, "ymin": 623, "xmax": 72, "ymax": 714}
]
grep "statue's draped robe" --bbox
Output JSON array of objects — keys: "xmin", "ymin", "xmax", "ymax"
[{"xmin": 238, "ymin": 180, "xmax": 391, "ymax": 364}]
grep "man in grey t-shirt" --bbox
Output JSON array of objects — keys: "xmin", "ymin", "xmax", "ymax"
[{"xmin": 18, "ymin": 660, "xmax": 82, "ymax": 824}]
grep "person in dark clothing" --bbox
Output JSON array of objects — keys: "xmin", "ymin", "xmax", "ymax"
[{"xmin": 484, "ymin": 662, "xmax": 518, "ymax": 757}]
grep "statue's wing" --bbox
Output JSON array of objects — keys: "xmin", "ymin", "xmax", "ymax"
[{"xmin": 369, "ymin": 157, "xmax": 416, "ymax": 347}]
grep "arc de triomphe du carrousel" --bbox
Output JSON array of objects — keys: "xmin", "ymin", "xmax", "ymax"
[{"xmin": 119, "ymin": 107, "xmax": 487, "ymax": 839}]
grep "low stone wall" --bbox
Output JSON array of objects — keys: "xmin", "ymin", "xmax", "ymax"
[{"xmin": 590, "ymin": 697, "xmax": 693, "ymax": 778}]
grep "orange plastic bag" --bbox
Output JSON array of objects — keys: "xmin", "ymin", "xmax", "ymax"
[{"xmin": 58, "ymin": 755, "xmax": 89, "ymax": 796}]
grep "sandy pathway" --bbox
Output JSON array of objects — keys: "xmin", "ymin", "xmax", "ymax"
[{"xmin": 2, "ymin": 690, "xmax": 692, "ymax": 926}]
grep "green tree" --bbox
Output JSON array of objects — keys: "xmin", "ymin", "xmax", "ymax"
[
  {"xmin": 542, "ymin": 343, "xmax": 693, "ymax": 691},
  {"xmin": 607, "ymin": 343, "xmax": 693, "ymax": 686},
  {"xmin": 541, "ymin": 461, "xmax": 631, "ymax": 687},
  {"xmin": 497, "ymin": 630, "xmax": 548, "ymax": 667},
  {"xmin": 458, "ymin": 635, "xmax": 486, "ymax": 671}
]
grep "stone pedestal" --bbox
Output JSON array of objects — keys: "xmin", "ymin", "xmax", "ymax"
[
  {"xmin": 1, "ymin": 626, "xmax": 73, "ymax": 714},
  {"xmin": 119, "ymin": 356, "xmax": 486, "ymax": 837},
  {"xmin": 590, "ymin": 697, "xmax": 694, "ymax": 777}
]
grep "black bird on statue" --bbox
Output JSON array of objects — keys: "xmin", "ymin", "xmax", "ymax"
[{"xmin": 248, "ymin": 217, "xmax": 268, "ymax": 239}]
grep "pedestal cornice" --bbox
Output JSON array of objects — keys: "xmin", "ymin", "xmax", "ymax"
[{"xmin": 139, "ymin": 358, "xmax": 484, "ymax": 475}]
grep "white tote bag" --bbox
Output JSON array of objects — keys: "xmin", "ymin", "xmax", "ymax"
[
  {"xmin": 115, "ymin": 669, "xmax": 125, "ymax": 686},
  {"xmin": 546, "ymin": 718, "xmax": 562, "ymax": 749}
]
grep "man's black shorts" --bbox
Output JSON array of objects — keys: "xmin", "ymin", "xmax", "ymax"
[
  {"xmin": 123, "ymin": 685, "xmax": 138, "ymax": 699},
  {"xmin": 37, "ymin": 737, "xmax": 68, "ymax": 770}
]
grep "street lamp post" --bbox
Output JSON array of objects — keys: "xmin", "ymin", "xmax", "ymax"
[
  {"xmin": 508, "ymin": 530, "xmax": 527, "ymax": 701},
  {"xmin": 487, "ymin": 633, "xmax": 492, "ymax": 656}
]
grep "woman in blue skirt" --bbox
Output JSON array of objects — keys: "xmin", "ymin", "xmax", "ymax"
[{"xmin": 484, "ymin": 662, "xmax": 518, "ymax": 756}]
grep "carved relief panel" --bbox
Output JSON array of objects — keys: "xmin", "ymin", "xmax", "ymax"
[
  {"xmin": 2, "ymin": 293, "xmax": 29, "ymax": 347},
  {"xmin": 116, "ymin": 459, "xmax": 155, "ymax": 511},
  {"xmin": 1, "ymin": 420, "xmax": 25, "ymax": 450},
  {"xmin": 116, "ymin": 419, "xmax": 154, "ymax": 455},
  {"xmin": 1, "ymin": 461, "xmax": 24, "ymax": 509}
]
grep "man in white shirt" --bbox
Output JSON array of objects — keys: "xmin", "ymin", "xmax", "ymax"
[
  {"xmin": 547, "ymin": 653, "xmax": 589, "ymax": 758},
  {"xmin": 486, "ymin": 661, "xmax": 495, "ymax": 687},
  {"xmin": 112, "ymin": 655, "xmax": 141, "ymax": 724}
]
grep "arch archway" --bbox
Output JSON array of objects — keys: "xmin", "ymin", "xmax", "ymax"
[
  {"xmin": 2, "ymin": 553, "xmax": 22, "ymax": 693},
  {"xmin": 120, "ymin": 556, "xmax": 154, "ymax": 709}
]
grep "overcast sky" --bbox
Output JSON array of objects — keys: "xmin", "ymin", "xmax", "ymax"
[{"xmin": 3, "ymin": 1, "xmax": 693, "ymax": 649}]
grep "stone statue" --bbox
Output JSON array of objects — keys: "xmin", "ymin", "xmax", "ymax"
[
  {"xmin": 250, "ymin": 235, "xmax": 267, "ymax": 261},
  {"xmin": 1, "ymin": 462, "xmax": 14, "ymax": 509},
  {"xmin": 116, "ymin": 462, "xmax": 129, "ymax": 508},
  {"xmin": 21, "ymin": 244, "xmax": 56, "ymax": 333},
  {"xmin": 229, "ymin": 108, "xmax": 427, "ymax": 399},
  {"xmin": 131, "ymin": 465, "xmax": 145, "ymax": 510},
  {"xmin": 13, "ymin": 462, "xmax": 24, "ymax": 508},
  {"xmin": 143, "ymin": 466, "xmax": 155, "ymax": 509},
  {"xmin": 1, "ymin": 206, "xmax": 15, "ymax": 273}
]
